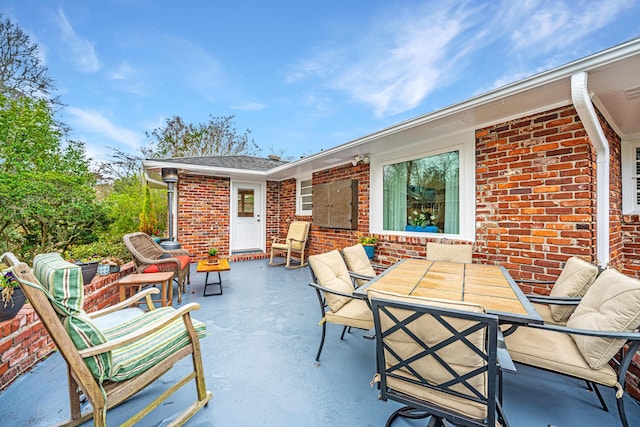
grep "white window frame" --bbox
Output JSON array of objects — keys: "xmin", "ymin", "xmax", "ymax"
[
  {"xmin": 296, "ymin": 176, "xmax": 313, "ymax": 216},
  {"xmin": 369, "ymin": 129, "xmax": 475, "ymax": 241},
  {"xmin": 622, "ymin": 137, "xmax": 640, "ymax": 214}
]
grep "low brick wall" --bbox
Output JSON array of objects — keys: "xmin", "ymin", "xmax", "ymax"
[{"xmin": 0, "ymin": 262, "xmax": 134, "ymax": 391}]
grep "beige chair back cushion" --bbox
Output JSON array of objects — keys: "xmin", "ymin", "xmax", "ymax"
[
  {"xmin": 426, "ymin": 242, "xmax": 473, "ymax": 264},
  {"xmin": 308, "ymin": 250, "xmax": 354, "ymax": 313},
  {"xmin": 342, "ymin": 244, "xmax": 376, "ymax": 285},
  {"xmin": 549, "ymin": 257, "xmax": 599, "ymax": 322},
  {"xmin": 566, "ymin": 268, "xmax": 640, "ymax": 370},
  {"xmin": 369, "ymin": 289, "xmax": 488, "ymax": 421},
  {"xmin": 286, "ymin": 221, "xmax": 310, "ymax": 250}
]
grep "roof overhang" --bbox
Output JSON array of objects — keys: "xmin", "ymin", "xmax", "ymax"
[{"xmin": 143, "ymin": 159, "xmax": 270, "ymax": 187}]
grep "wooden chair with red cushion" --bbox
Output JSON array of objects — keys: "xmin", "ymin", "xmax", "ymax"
[{"xmin": 123, "ymin": 232, "xmax": 191, "ymax": 303}]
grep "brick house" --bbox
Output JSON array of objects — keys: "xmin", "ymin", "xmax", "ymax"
[
  {"xmin": 143, "ymin": 39, "xmax": 640, "ymax": 399},
  {"xmin": 143, "ymin": 39, "xmax": 640, "ymax": 285}
]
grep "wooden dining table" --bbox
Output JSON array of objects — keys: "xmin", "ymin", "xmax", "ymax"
[{"xmin": 355, "ymin": 259, "xmax": 543, "ymax": 326}]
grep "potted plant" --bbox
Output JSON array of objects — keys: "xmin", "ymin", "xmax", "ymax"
[
  {"xmin": 359, "ymin": 236, "xmax": 378, "ymax": 260},
  {"xmin": 207, "ymin": 248, "xmax": 219, "ymax": 264},
  {"xmin": 1, "ymin": 267, "xmax": 26, "ymax": 322},
  {"xmin": 65, "ymin": 242, "xmax": 130, "ymax": 285}
]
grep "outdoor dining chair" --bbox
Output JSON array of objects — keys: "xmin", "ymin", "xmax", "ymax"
[
  {"xmin": 269, "ymin": 220, "xmax": 310, "ymax": 269},
  {"xmin": 123, "ymin": 232, "xmax": 191, "ymax": 303},
  {"xmin": 426, "ymin": 242, "xmax": 473, "ymax": 263},
  {"xmin": 516, "ymin": 256, "xmax": 600, "ymax": 325},
  {"xmin": 342, "ymin": 243, "xmax": 379, "ymax": 287},
  {"xmin": 4, "ymin": 252, "xmax": 212, "ymax": 427},
  {"xmin": 369, "ymin": 289, "xmax": 509, "ymax": 427},
  {"xmin": 308, "ymin": 250, "xmax": 373, "ymax": 361},
  {"xmin": 504, "ymin": 267, "xmax": 640, "ymax": 427}
]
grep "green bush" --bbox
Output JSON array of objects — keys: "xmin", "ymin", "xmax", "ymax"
[{"xmin": 65, "ymin": 240, "xmax": 130, "ymax": 264}]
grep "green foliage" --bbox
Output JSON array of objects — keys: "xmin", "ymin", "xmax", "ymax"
[
  {"xmin": 138, "ymin": 185, "xmax": 159, "ymax": 235},
  {"xmin": 359, "ymin": 236, "xmax": 378, "ymax": 245},
  {"xmin": 0, "ymin": 95, "xmax": 107, "ymax": 259},
  {"xmin": 144, "ymin": 114, "xmax": 260, "ymax": 158},
  {"xmin": 208, "ymin": 247, "xmax": 218, "ymax": 256},
  {"xmin": 64, "ymin": 241, "xmax": 130, "ymax": 264},
  {"xmin": 100, "ymin": 173, "xmax": 166, "ymax": 242}
]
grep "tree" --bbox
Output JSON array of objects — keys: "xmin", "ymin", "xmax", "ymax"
[
  {"xmin": 138, "ymin": 185, "xmax": 158, "ymax": 235},
  {"xmin": 0, "ymin": 95, "xmax": 105, "ymax": 259},
  {"xmin": 0, "ymin": 14, "xmax": 56, "ymax": 102},
  {"xmin": 144, "ymin": 114, "xmax": 260, "ymax": 158}
]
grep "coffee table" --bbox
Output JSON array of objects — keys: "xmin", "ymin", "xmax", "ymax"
[
  {"xmin": 117, "ymin": 271, "xmax": 175, "ymax": 307},
  {"xmin": 197, "ymin": 259, "xmax": 230, "ymax": 296}
]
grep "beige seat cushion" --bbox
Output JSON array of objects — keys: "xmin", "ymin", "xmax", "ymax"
[
  {"xmin": 566, "ymin": 268, "xmax": 640, "ymax": 370},
  {"xmin": 531, "ymin": 302, "xmax": 566, "ymax": 326},
  {"xmin": 342, "ymin": 244, "xmax": 376, "ymax": 286},
  {"xmin": 308, "ymin": 250, "xmax": 354, "ymax": 312},
  {"xmin": 325, "ymin": 298, "xmax": 373, "ymax": 330},
  {"xmin": 285, "ymin": 221, "xmax": 309, "ymax": 250},
  {"xmin": 426, "ymin": 242, "xmax": 473, "ymax": 264},
  {"xmin": 369, "ymin": 289, "xmax": 488, "ymax": 421},
  {"xmin": 549, "ymin": 257, "xmax": 599, "ymax": 322},
  {"xmin": 504, "ymin": 325, "xmax": 617, "ymax": 387}
]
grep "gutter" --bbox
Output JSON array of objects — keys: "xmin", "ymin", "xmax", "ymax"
[{"xmin": 571, "ymin": 72, "xmax": 610, "ymax": 267}]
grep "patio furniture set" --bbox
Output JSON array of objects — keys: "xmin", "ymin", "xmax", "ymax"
[
  {"xmin": 307, "ymin": 242, "xmax": 640, "ymax": 427},
  {"xmin": 1, "ymin": 222, "xmax": 639, "ymax": 426}
]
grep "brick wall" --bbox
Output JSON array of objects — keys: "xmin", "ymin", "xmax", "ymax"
[
  {"xmin": 177, "ymin": 174, "xmax": 230, "ymax": 260},
  {"xmin": 0, "ymin": 264, "xmax": 133, "ymax": 391},
  {"xmin": 475, "ymin": 105, "xmax": 597, "ymax": 293}
]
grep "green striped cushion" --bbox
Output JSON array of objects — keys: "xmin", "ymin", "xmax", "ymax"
[
  {"xmin": 102, "ymin": 307, "xmax": 207, "ymax": 382},
  {"xmin": 63, "ymin": 312, "xmax": 112, "ymax": 381},
  {"xmin": 33, "ymin": 253, "xmax": 84, "ymax": 315}
]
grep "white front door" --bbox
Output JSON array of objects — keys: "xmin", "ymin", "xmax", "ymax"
[{"xmin": 231, "ymin": 182, "xmax": 264, "ymax": 253}]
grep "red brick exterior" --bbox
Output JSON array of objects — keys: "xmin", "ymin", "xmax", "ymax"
[
  {"xmin": 0, "ymin": 264, "xmax": 134, "ymax": 391},
  {"xmin": 5, "ymin": 103, "xmax": 640, "ymax": 399},
  {"xmin": 177, "ymin": 174, "xmax": 231, "ymax": 259},
  {"xmin": 475, "ymin": 105, "xmax": 597, "ymax": 292}
]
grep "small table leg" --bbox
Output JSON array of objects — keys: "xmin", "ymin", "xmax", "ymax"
[{"xmin": 203, "ymin": 271, "xmax": 223, "ymax": 296}]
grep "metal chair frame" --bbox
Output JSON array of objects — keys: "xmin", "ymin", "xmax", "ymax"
[
  {"xmin": 371, "ymin": 297, "xmax": 509, "ymax": 427},
  {"xmin": 308, "ymin": 265, "xmax": 372, "ymax": 361},
  {"xmin": 506, "ymin": 294, "xmax": 640, "ymax": 427}
]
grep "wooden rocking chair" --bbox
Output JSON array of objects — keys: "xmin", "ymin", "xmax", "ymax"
[{"xmin": 4, "ymin": 252, "xmax": 212, "ymax": 427}]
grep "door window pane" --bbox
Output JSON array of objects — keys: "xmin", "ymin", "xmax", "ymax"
[
  {"xmin": 383, "ymin": 151, "xmax": 459, "ymax": 234},
  {"xmin": 237, "ymin": 189, "xmax": 254, "ymax": 217}
]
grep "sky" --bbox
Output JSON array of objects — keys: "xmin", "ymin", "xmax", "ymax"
[{"xmin": 2, "ymin": 0, "xmax": 640, "ymax": 164}]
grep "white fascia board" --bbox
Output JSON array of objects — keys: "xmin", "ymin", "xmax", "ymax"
[{"xmin": 142, "ymin": 160, "xmax": 269, "ymax": 179}]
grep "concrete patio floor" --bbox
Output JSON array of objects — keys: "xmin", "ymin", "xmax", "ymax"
[{"xmin": 1, "ymin": 258, "xmax": 639, "ymax": 426}]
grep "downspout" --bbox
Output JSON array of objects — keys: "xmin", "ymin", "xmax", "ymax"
[{"xmin": 571, "ymin": 72, "xmax": 610, "ymax": 267}]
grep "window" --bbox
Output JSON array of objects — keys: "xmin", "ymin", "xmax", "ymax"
[
  {"xmin": 382, "ymin": 151, "xmax": 459, "ymax": 234},
  {"xmin": 237, "ymin": 189, "xmax": 254, "ymax": 217},
  {"xmin": 622, "ymin": 139, "xmax": 640, "ymax": 214},
  {"xmin": 297, "ymin": 178, "xmax": 313, "ymax": 215}
]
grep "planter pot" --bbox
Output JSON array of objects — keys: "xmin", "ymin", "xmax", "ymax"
[
  {"xmin": 0, "ymin": 286, "xmax": 26, "ymax": 322},
  {"xmin": 405, "ymin": 225, "xmax": 438, "ymax": 233},
  {"xmin": 207, "ymin": 255, "xmax": 219, "ymax": 264},
  {"xmin": 362, "ymin": 244, "xmax": 375, "ymax": 260},
  {"xmin": 97, "ymin": 264, "xmax": 111, "ymax": 276},
  {"xmin": 75, "ymin": 261, "xmax": 99, "ymax": 285}
]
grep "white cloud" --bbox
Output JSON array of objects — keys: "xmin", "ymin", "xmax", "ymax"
[
  {"xmin": 109, "ymin": 62, "xmax": 147, "ymax": 95},
  {"xmin": 164, "ymin": 36, "xmax": 228, "ymax": 102},
  {"xmin": 287, "ymin": 2, "xmax": 482, "ymax": 117},
  {"xmin": 66, "ymin": 107, "xmax": 142, "ymax": 150},
  {"xmin": 500, "ymin": 0, "xmax": 636, "ymax": 51},
  {"xmin": 231, "ymin": 101, "xmax": 266, "ymax": 111},
  {"xmin": 54, "ymin": 8, "xmax": 100, "ymax": 72}
]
